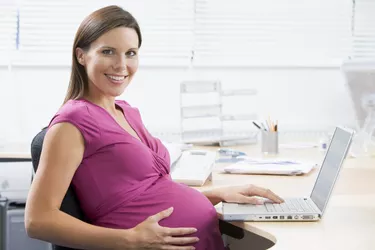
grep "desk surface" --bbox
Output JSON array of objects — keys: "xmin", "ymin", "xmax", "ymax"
[
  {"xmin": 198, "ymin": 145, "xmax": 375, "ymax": 250},
  {"xmin": 2, "ymin": 144, "xmax": 374, "ymax": 250},
  {"xmin": 0, "ymin": 152, "xmax": 31, "ymax": 159},
  {"xmin": 0, "ymin": 144, "xmax": 31, "ymax": 159}
]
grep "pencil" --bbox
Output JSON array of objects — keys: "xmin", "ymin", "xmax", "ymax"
[
  {"xmin": 268, "ymin": 116, "xmax": 274, "ymax": 132},
  {"xmin": 267, "ymin": 117, "xmax": 271, "ymax": 131},
  {"xmin": 275, "ymin": 120, "xmax": 278, "ymax": 132}
]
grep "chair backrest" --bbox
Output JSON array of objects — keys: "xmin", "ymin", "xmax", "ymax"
[{"xmin": 30, "ymin": 128, "xmax": 86, "ymax": 250}]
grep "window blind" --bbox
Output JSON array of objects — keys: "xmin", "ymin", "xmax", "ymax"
[
  {"xmin": 16, "ymin": 0, "xmax": 194, "ymax": 66},
  {"xmin": 352, "ymin": 0, "xmax": 375, "ymax": 59},
  {"xmin": 0, "ymin": 0, "xmax": 18, "ymax": 65},
  {"xmin": 193, "ymin": 0, "xmax": 353, "ymax": 67}
]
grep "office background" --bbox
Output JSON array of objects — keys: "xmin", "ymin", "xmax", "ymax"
[{"xmin": 0, "ymin": 0, "xmax": 374, "ymax": 146}]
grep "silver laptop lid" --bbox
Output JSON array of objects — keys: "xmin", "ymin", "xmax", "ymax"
[{"xmin": 310, "ymin": 127, "xmax": 353, "ymax": 214}]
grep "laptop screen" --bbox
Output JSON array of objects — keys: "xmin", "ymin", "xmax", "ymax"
[{"xmin": 310, "ymin": 127, "xmax": 353, "ymax": 213}]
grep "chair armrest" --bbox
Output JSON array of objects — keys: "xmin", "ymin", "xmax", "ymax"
[{"xmin": 219, "ymin": 219, "xmax": 244, "ymax": 240}]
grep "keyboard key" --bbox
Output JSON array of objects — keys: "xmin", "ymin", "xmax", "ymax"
[{"xmin": 265, "ymin": 203, "xmax": 276, "ymax": 212}]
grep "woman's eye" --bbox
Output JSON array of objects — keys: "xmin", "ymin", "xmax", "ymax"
[
  {"xmin": 126, "ymin": 51, "xmax": 137, "ymax": 57},
  {"xmin": 102, "ymin": 49, "xmax": 114, "ymax": 55}
]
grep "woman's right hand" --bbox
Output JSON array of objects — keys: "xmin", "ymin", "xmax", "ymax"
[{"xmin": 128, "ymin": 207, "xmax": 199, "ymax": 250}]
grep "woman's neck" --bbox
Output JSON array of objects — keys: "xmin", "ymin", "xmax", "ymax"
[{"xmin": 83, "ymin": 95, "xmax": 118, "ymax": 115}]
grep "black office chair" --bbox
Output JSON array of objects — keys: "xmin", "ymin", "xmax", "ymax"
[{"xmin": 30, "ymin": 128, "xmax": 243, "ymax": 250}]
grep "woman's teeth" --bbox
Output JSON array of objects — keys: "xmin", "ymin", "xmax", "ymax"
[{"xmin": 106, "ymin": 75, "xmax": 126, "ymax": 81}]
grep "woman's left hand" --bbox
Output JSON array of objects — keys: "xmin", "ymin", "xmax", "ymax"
[{"xmin": 215, "ymin": 184, "xmax": 284, "ymax": 205}]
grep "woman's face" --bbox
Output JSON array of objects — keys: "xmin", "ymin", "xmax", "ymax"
[{"xmin": 76, "ymin": 27, "xmax": 139, "ymax": 98}]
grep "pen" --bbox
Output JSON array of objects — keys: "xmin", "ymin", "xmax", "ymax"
[
  {"xmin": 252, "ymin": 121, "xmax": 262, "ymax": 130},
  {"xmin": 263, "ymin": 122, "xmax": 269, "ymax": 131}
]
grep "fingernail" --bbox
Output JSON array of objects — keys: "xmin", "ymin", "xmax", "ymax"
[{"xmin": 195, "ymin": 237, "xmax": 199, "ymax": 242}]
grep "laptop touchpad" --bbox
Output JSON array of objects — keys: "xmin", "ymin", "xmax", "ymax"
[{"xmin": 234, "ymin": 203, "xmax": 268, "ymax": 213}]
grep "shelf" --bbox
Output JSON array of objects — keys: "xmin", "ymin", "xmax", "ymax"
[
  {"xmin": 181, "ymin": 129, "xmax": 258, "ymax": 146},
  {"xmin": 180, "ymin": 81, "xmax": 221, "ymax": 93},
  {"xmin": 220, "ymin": 113, "xmax": 258, "ymax": 121},
  {"xmin": 181, "ymin": 104, "xmax": 222, "ymax": 118},
  {"xmin": 179, "ymin": 80, "xmax": 258, "ymax": 146},
  {"xmin": 221, "ymin": 89, "xmax": 258, "ymax": 96}
]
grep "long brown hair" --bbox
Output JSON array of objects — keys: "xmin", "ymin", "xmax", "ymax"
[{"xmin": 63, "ymin": 5, "xmax": 142, "ymax": 104}]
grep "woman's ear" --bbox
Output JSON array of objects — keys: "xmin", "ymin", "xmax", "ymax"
[{"xmin": 76, "ymin": 47, "xmax": 86, "ymax": 66}]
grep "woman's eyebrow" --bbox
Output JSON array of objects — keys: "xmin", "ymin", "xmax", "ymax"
[
  {"xmin": 99, "ymin": 46, "xmax": 138, "ymax": 51},
  {"xmin": 99, "ymin": 46, "xmax": 117, "ymax": 50}
]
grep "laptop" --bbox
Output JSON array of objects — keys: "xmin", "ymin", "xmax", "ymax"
[{"xmin": 221, "ymin": 126, "xmax": 354, "ymax": 221}]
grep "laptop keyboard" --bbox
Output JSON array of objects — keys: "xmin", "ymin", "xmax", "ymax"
[{"xmin": 265, "ymin": 198, "xmax": 314, "ymax": 213}]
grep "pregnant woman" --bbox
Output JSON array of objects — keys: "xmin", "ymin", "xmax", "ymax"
[{"xmin": 25, "ymin": 5, "xmax": 282, "ymax": 250}]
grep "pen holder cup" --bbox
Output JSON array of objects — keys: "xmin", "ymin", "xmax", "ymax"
[{"xmin": 261, "ymin": 131, "xmax": 279, "ymax": 154}]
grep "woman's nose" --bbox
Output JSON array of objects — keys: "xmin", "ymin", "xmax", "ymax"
[{"xmin": 113, "ymin": 54, "xmax": 128, "ymax": 72}]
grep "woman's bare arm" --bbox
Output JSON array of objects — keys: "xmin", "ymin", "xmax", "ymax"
[
  {"xmin": 25, "ymin": 123, "xmax": 131, "ymax": 250},
  {"xmin": 25, "ymin": 122, "xmax": 199, "ymax": 250}
]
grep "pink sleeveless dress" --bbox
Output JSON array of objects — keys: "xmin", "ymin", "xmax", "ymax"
[{"xmin": 49, "ymin": 99, "xmax": 224, "ymax": 250}]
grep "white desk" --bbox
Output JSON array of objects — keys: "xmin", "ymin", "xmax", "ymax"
[
  {"xmin": 197, "ymin": 144, "xmax": 375, "ymax": 250},
  {"xmin": 2, "ymin": 144, "xmax": 374, "ymax": 250}
]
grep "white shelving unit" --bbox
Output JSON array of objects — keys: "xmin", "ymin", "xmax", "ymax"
[{"xmin": 180, "ymin": 80, "xmax": 259, "ymax": 146}]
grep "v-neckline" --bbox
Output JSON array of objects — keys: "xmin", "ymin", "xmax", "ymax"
[{"xmin": 79, "ymin": 99, "xmax": 146, "ymax": 146}]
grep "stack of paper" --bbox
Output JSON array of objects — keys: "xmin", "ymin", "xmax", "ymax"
[
  {"xmin": 223, "ymin": 158, "xmax": 318, "ymax": 175},
  {"xmin": 162, "ymin": 141, "xmax": 195, "ymax": 166}
]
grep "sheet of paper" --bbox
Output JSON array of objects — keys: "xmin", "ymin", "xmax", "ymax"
[
  {"xmin": 236, "ymin": 157, "xmax": 301, "ymax": 164},
  {"xmin": 223, "ymin": 160, "xmax": 317, "ymax": 175},
  {"xmin": 279, "ymin": 143, "xmax": 318, "ymax": 149}
]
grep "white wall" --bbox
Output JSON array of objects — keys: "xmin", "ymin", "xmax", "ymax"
[{"xmin": 0, "ymin": 65, "xmax": 356, "ymax": 147}]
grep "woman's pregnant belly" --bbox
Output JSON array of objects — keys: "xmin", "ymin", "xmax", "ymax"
[{"xmin": 95, "ymin": 176, "xmax": 224, "ymax": 249}]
